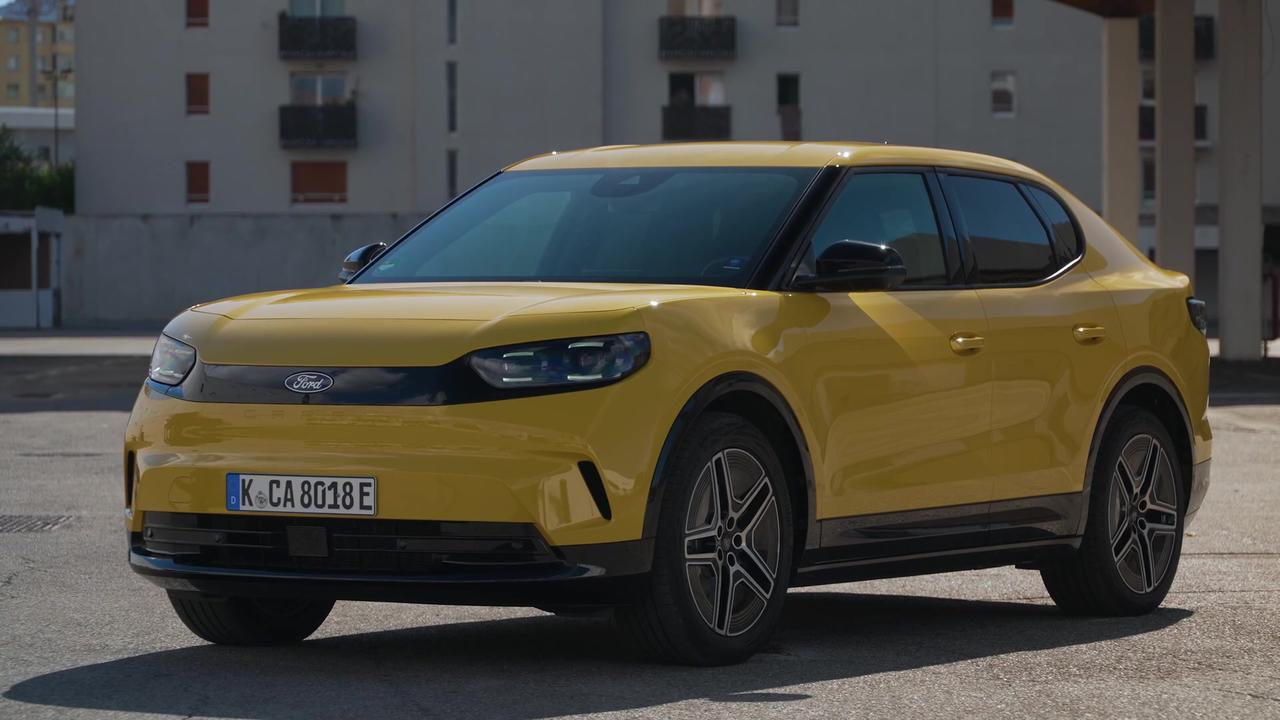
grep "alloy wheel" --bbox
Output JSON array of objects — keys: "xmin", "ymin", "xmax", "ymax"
[
  {"xmin": 1107, "ymin": 434, "xmax": 1180, "ymax": 594},
  {"xmin": 683, "ymin": 448, "xmax": 781, "ymax": 637}
]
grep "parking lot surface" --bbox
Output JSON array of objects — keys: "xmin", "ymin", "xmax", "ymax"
[{"xmin": 1, "ymin": 353, "xmax": 1278, "ymax": 719}]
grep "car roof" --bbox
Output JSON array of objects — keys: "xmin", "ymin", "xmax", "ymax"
[{"xmin": 507, "ymin": 142, "xmax": 1049, "ymax": 185}]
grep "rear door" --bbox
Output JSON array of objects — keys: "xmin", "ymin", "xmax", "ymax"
[{"xmin": 940, "ymin": 171, "xmax": 1126, "ymax": 542}]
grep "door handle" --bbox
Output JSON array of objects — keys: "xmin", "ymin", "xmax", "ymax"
[
  {"xmin": 1072, "ymin": 324, "xmax": 1107, "ymax": 344},
  {"xmin": 949, "ymin": 333, "xmax": 985, "ymax": 354}
]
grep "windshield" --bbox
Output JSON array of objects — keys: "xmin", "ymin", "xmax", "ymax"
[{"xmin": 354, "ymin": 167, "xmax": 816, "ymax": 287}]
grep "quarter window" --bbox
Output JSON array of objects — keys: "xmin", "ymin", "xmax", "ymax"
[
  {"xmin": 946, "ymin": 175, "xmax": 1057, "ymax": 284},
  {"xmin": 1025, "ymin": 185, "xmax": 1081, "ymax": 263},
  {"xmin": 801, "ymin": 173, "xmax": 948, "ymax": 287}
]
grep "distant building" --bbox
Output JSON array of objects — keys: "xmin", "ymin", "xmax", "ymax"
[
  {"xmin": 63, "ymin": 1, "xmax": 1280, "ymax": 352},
  {"xmin": 0, "ymin": 105, "xmax": 73, "ymax": 162},
  {"xmin": 0, "ymin": 0, "xmax": 74, "ymax": 109}
]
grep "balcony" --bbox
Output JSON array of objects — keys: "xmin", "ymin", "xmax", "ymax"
[
  {"xmin": 279, "ymin": 104, "xmax": 357, "ymax": 149},
  {"xmin": 662, "ymin": 105, "xmax": 731, "ymax": 141},
  {"xmin": 658, "ymin": 16, "xmax": 736, "ymax": 60},
  {"xmin": 1139, "ymin": 103, "xmax": 1208, "ymax": 145},
  {"xmin": 278, "ymin": 13, "xmax": 357, "ymax": 61}
]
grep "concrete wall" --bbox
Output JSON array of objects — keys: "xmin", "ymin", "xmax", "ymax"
[
  {"xmin": 603, "ymin": 0, "xmax": 1102, "ymax": 208},
  {"xmin": 75, "ymin": 0, "xmax": 604, "ymax": 215},
  {"xmin": 60, "ymin": 214, "xmax": 421, "ymax": 326}
]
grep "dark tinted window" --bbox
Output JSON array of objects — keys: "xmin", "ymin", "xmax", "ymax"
[
  {"xmin": 800, "ymin": 173, "xmax": 947, "ymax": 286},
  {"xmin": 1026, "ymin": 186, "xmax": 1081, "ymax": 263},
  {"xmin": 947, "ymin": 175, "xmax": 1056, "ymax": 283},
  {"xmin": 357, "ymin": 168, "xmax": 813, "ymax": 286}
]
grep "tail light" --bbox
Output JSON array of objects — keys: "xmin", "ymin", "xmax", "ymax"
[{"xmin": 1186, "ymin": 297, "xmax": 1207, "ymax": 335}]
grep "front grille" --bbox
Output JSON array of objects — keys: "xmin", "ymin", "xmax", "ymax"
[{"xmin": 140, "ymin": 512, "xmax": 558, "ymax": 574}]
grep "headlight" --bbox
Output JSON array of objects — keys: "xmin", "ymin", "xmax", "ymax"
[
  {"xmin": 148, "ymin": 335, "xmax": 197, "ymax": 385},
  {"xmin": 469, "ymin": 333, "xmax": 650, "ymax": 389}
]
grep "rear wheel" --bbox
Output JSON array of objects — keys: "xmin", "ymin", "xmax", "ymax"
[
  {"xmin": 615, "ymin": 411, "xmax": 794, "ymax": 665},
  {"xmin": 1041, "ymin": 407, "xmax": 1185, "ymax": 615},
  {"xmin": 168, "ymin": 591, "xmax": 334, "ymax": 645}
]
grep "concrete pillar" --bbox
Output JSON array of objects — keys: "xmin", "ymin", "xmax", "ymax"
[
  {"xmin": 1102, "ymin": 18, "xmax": 1141, "ymax": 245},
  {"xmin": 1217, "ymin": 0, "xmax": 1264, "ymax": 360},
  {"xmin": 1154, "ymin": 0, "xmax": 1196, "ymax": 284}
]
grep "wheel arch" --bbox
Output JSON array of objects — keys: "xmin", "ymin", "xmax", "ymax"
[
  {"xmin": 1076, "ymin": 366, "xmax": 1196, "ymax": 535},
  {"xmin": 643, "ymin": 372, "xmax": 819, "ymax": 561}
]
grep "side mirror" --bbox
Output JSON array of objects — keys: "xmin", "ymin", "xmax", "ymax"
[
  {"xmin": 792, "ymin": 240, "xmax": 908, "ymax": 292},
  {"xmin": 338, "ymin": 242, "xmax": 387, "ymax": 282}
]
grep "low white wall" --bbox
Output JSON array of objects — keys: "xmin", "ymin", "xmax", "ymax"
[{"xmin": 61, "ymin": 214, "xmax": 423, "ymax": 327}]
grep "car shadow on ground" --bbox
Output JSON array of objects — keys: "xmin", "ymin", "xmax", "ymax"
[{"xmin": 6, "ymin": 592, "xmax": 1191, "ymax": 719}]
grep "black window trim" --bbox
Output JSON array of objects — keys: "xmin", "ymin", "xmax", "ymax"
[
  {"xmin": 775, "ymin": 166, "xmax": 966, "ymax": 292},
  {"xmin": 935, "ymin": 167, "xmax": 1086, "ymax": 290}
]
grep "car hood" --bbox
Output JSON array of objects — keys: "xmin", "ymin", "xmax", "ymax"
[{"xmin": 170, "ymin": 282, "xmax": 746, "ymax": 367}]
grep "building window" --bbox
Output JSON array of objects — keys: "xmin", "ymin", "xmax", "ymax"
[
  {"xmin": 777, "ymin": 73, "xmax": 800, "ymax": 141},
  {"xmin": 36, "ymin": 83, "xmax": 47, "ymax": 99},
  {"xmin": 186, "ymin": 161, "xmax": 210, "ymax": 204},
  {"xmin": 1139, "ymin": 15, "xmax": 1216, "ymax": 62},
  {"xmin": 186, "ymin": 73, "xmax": 210, "ymax": 114},
  {"xmin": 289, "ymin": 71, "xmax": 347, "ymax": 105},
  {"xmin": 1141, "ymin": 68, "xmax": 1154, "ymax": 101},
  {"xmin": 36, "ymin": 55, "xmax": 48, "ymax": 71},
  {"xmin": 4, "ymin": 83, "xmax": 17, "ymax": 100},
  {"xmin": 992, "ymin": 0, "xmax": 1014, "ymax": 26},
  {"xmin": 36, "ymin": 146, "xmax": 50, "ymax": 162},
  {"xmin": 990, "ymin": 71, "xmax": 1015, "ymax": 116},
  {"xmin": 7, "ymin": 55, "xmax": 19, "ymax": 71},
  {"xmin": 447, "ymin": 0, "xmax": 457, "ymax": 45},
  {"xmin": 289, "ymin": 0, "xmax": 345, "ymax": 17},
  {"xmin": 57, "ymin": 26, "xmax": 72, "ymax": 43},
  {"xmin": 186, "ymin": 0, "xmax": 209, "ymax": 27},
  {"xmin": 57, "ymin": 82, "xmax": 73, "ymax": 99},
  {"xmin": 35, "ymin": 28, "xmax": 45, "ymax": 44},
  {"xmin": 6, "ymin": 28, "xmax": 18, "ymax": 43},
  {"xmin": 291, "ymin": 161, "xmax": 347, "ymax": 203},
  {"xmin": 776, "ymin": 0, "xmax": 798, "ymax": 26},
  {"xmin": 1141, "ymin": 156, "xmax": 1155, "ymax": 201},
  {"xmin": 446, "ymin": 148, "xmax": 458, "ymax": 199},
  {"xmin": 446, "ymin": 61, "xmax": 458, "ymax": 132}
]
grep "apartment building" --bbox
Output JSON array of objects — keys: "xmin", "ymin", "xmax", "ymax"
[
  {"xmin": 76, "ymin": 0, "xmax": 1114, "ymax": 216},
  {"xmin": 0, "ymin": 0, "xmax": 74, "ymax": 108},
  {"xmin": 68, "ymin": 0, "xmax": 1280, "ymax": 336}
]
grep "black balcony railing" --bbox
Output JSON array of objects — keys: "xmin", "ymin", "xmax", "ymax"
[
  {"xmin": 279, "ymin": 104, "xmax": 357, "ymax": 149},
  {"xmin": 662, "ymin": 105, "xmax": 731, "ymax": 141},
  {"xmin": 278, "ymin": 13, "xmax": 357, "ymax": 60},
  {"xmin": 659, "ymin": 16, "xmax": 736, "ymax": 60}
]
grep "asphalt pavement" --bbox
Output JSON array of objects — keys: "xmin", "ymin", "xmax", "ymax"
[{"xmin": 1, "ymin": 345, "xmax": 1278, "ymax": 719}]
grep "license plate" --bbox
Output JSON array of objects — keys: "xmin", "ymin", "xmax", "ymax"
[{"xmin": 226, "ymin": 474, "xmax": 377, "ymax": 516}]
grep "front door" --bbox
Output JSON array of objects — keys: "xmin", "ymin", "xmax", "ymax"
[{"xmin": 780, "ymin": 170, "xmax": 994, "ymax": 530}]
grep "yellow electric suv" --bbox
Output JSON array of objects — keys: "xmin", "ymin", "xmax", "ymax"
[{"xmin": 126, "ymin": 142, "xmax": 1211, "ymax": 665}]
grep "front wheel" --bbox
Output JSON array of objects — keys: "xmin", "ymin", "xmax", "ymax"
[
  {"xmin": 1040, "ymin": 407, "xmax": 1185, "ymax": 615},
  {"xmin": 168, "ymin": 591, "xmax": 334, "ymax": 645},
  {"xmin": 614, "ymin": 411, "xmax": 794, "ymax": 665}
]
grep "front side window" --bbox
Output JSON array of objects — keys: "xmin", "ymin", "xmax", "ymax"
[
  {"xmin": 356, "ymin": 168, "xmax": 814, "ymax": 286},
  {"xmin": 946, "ymin": 175, "xmax": 1057, "ymax": 284},
  {"xmin": 798, "ymin": 173, "xmax": 948, "ymax": 287}
]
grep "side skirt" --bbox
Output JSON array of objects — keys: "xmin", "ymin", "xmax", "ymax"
[{"xmin": 794, "ymin": 493, "xmax": 1083, "ymax": 586}]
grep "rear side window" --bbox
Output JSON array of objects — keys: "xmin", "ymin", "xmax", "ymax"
[
  {"xmin": 802, "ymin": 173, "xmax": 948, "ymax": 286},
  {"xmin": 1026, "ymin": 185, "xmax": 1082, "ymax": 263},
  {"xmin": 946, "ymin": 175, "xmax": 1056, "ymax": 284}
]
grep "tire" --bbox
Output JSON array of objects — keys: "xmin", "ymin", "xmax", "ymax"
[
  {"xmin": 614, "ymin": 411, "xmax": 795, "ymax": 665},
  {"xmin": 168, "ymin": 591, "xmax": 334, "ymax": 645},
  {"xmin": 1041, "ymin": 406, "xmax": 1185, "ymax": 615}
]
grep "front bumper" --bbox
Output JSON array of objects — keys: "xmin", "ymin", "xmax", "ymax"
[{"xmin": 129, "ymin": 511, "xmax": 652, "ymax": 606}]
